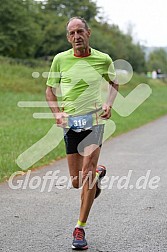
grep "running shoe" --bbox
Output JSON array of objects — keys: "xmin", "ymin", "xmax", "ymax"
[
  {"xmin": 95, "ymin": 165, "xmax": 106, "ymax": 199},
  {"xmin": 72, "ymin": 227, "xmax": 88, "ymax": 250}
]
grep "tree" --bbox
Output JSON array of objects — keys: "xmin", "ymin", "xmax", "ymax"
[
  {"xmin": 127, "ymin": 43, "xmax": 146, "ymax": 73},
  {"xmin": 146, "ymin": 48, "xmax": 167, "ymax": 73},
  {"xmin": 35, "ymin": 14, "xmax": 69, "ymax": 57},
  {"xmin": 0, "ymin": 0, "xmax": 41, "ymax": 58},
  {"xmin": 90, "ymin": 21, "xmax": 145, "ymax": 72},
  {"xmin": 43, "ymin": 0, "xmax": 98, "ymax": 21},
  {"xmin": 0, "ymin": 0, "xmax": 147, "ymax": 72}
]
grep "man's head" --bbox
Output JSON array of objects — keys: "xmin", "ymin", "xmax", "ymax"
[{"xmin": 66, "ymin": 17, "xmax": 91, "ymax": 52}]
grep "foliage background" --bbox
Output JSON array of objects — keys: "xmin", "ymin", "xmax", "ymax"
[{"xmin": 1, "ymin": 0, "xmax": 166, "ymax": 72}]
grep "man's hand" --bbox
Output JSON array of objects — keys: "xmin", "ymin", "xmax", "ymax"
[
  {"xmin": 100, "ymin": 103, "xmax": 112, "ymax": 120},
  {"xmin": 55, "ymin": 112, "xmax": 68, "ymax": 127}
]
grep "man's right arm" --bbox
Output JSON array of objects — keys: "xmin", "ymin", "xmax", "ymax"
[{"xmin": 46, "ymin": 86, "xmax": 68, "ymax": 127}]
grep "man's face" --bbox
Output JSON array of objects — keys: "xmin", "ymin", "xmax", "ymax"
[{"xmin": 67, "ymin": 19, "xmax": 91, "ymax": 51}]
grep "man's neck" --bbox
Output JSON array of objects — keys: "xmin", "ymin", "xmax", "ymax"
[{"xmin": 74, "ymin": 48, "xmax": 91, "ymax": 57}]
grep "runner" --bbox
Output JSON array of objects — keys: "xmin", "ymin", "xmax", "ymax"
[{"xmin": 46, "ymin": 16, "xmax": 118, "ymax": 250}]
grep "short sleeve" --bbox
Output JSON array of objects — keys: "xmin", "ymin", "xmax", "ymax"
[
  {"xmin": 46, "ymin": 55, "xmax": 61, "ymax": 87},
  {"xmin": 103, "ymin": 55, "xmax": 116, "ymax": 83}
]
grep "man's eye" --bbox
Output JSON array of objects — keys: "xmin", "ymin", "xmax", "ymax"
[
  {"xmin": 78, "ymin": 30, "xmax": 84, "ymax": 34},
  {"xmin": 69, "ymin": 31, "xmax": 75, "ymax": 36}
]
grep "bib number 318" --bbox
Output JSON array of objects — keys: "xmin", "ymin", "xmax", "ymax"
[
  {"xmin": 73, "ymin": 118, "xmax": 87, "ymax": 127},
  {"xmin": 68, "ymin": 114, "xmax": 93, "ymax": 130}
]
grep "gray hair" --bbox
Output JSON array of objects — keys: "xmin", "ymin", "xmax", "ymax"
[{"xmin": 66, "ymin": 16, "xmax": 90, "ymax": 31}]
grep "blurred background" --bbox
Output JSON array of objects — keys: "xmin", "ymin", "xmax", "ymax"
[
  {"xmin": 0, "ymin": 0, "xmax": 167, "ymax": 182},
  {"xmin": 0, "ymin": 0, "xmax": 167, "ymax": 73}
]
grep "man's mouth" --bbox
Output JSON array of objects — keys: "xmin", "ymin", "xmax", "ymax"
[{"xmin": 75, "ymin": 41, "xmax": 82, "ymax": 45}]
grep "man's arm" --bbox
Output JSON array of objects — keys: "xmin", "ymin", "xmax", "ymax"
[
  {"xmin": 46, "ymin": 86, "xmax": 68, "ymax": 126},
  {"xmin": 101, "ymin": 80, "xmax": 119, "ymax": 119}
]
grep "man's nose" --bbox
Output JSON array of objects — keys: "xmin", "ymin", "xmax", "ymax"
[{"xmin": 74, "ymin": 32, "xmax": 80, "ymax": 39}]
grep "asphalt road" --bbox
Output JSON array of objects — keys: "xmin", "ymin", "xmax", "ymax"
[{"xmin": 0, "ymin": 116, "xmax": 167, "ymax": 252}]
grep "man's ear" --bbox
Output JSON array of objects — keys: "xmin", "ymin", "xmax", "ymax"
[
  {"xmin": 66, "ymin": 34, "xmax": 71, "ymax": 43},
  {"xmin": 87, "ymin": 28, "xmax": 91, "ymax": 37}
]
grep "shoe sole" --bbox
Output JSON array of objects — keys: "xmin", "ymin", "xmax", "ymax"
[{"xmin": 72, "ymin": 244, "xmax": 88, "ymax": 250}]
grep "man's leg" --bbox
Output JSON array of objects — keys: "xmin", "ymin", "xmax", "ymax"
[
  {"xmin": 64, "ymin": 127, "xmax": 104, "ymax": 249},
  {"xmin": 79, "ymin": 144, "xmax": 101, "ymax": 223},
  {"xmin": 67, "ymin": 145, "xmax": 101, "ymax": 222},
  {"xmin": 67, "ymin": 145, "xmax": 101, "ymax": 250},
  {"xmin": 67, "ymin": 153, "xmax": 83, "ymax": 188}
]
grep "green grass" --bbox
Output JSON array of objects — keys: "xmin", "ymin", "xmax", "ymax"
[
  {"xmin": 0, "ymin": 58, "xmax": 167, "ymax": 182},
  {"xmin": 112, "ymin": 76, "xmax": 167, "ymax": 136}
]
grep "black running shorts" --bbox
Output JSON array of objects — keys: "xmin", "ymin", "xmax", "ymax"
[{"xmin": 63, "ymin": 124, "xmax": 104, "ymax": 154}]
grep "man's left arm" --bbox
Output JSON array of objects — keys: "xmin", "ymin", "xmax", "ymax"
[{"xmin": 101, "ymin": 80, "xmax": 119, "ymax": 119}]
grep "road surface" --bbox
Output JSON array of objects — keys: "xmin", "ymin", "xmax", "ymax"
[{"xmin": 0, "ymin": 116, "xmax": 167, "ymax": 252}]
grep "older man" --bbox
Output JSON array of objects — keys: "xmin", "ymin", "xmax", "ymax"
[{"xmin": 46, "ymin": 16, "xmax": 118, "ymax": 250}]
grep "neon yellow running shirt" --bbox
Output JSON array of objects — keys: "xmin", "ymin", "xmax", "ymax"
[{"xmin": 46, "ymin": 48, "xmax": 116, "ymax": 116}]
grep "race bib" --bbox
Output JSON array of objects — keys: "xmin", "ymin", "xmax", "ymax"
[{"xmin": 68, "ymin": 114, "xmax": 93, "ymax": 130}]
